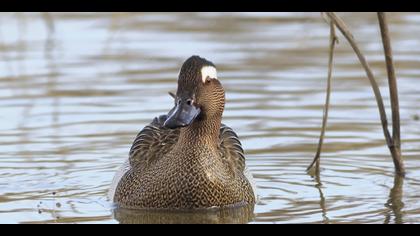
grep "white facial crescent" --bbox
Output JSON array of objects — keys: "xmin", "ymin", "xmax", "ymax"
[{"xmin": 201, "ymin": 66, "xmax": 217, "ymax": 83}]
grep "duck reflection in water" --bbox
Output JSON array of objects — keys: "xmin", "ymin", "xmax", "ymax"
[{"xmin": 112, "ymin": 205, "xmax": 255, "ymax": 224}]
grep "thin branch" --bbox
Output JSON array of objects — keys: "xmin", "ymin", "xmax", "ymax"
[
  {"xmin": 325, "ymin": 12, "xmax": 394, "ymax": 149},
  {"xmin": 378, "ymin": 12, "xmax": 405, "ymax": 175},
  {"xmin": 329, "ymin": 13, "xmax": 389, "ymax": 141},
  {"xmin": 307, "ymin": 20, "xmax": 337, "ymax": 171}
]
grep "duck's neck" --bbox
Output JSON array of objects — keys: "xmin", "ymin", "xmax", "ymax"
[{"xmin": 178, "ymin": 115, "xmax": 221, "ymax": 149}]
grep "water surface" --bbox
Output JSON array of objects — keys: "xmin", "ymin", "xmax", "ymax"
[{"xmin": 1, "ymin": 12, "xmax": 420, "ymax": 224}]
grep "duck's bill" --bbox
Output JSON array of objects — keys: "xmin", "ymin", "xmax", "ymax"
[{"xmin": 163, "ymin": 102, "xmax": 201, "ymax": 129}]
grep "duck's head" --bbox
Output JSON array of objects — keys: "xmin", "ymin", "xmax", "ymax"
[{"xmin": 164, "ymin": 55, "xmax": 225, "ymax": 129}]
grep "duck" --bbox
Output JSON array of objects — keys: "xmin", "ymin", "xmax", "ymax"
[{"xmin": 109, "ymin": 55, "xmax": 256, "ymax": 210}]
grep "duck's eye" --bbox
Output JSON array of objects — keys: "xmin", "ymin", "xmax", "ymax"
[{"xmin": 205, "ymin": 76, "xmax": 212, "ymax": 84}]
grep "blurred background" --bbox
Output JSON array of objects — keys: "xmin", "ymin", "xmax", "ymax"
[{"xmin": 0, "ymin": 12, "xmax": 419, "ymax": 223}]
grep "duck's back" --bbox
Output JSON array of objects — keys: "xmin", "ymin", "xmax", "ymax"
[
  {"xmin": 110, "ymin": 115, "xmax": 255, "ymax": 209},
  {"xmin": 129, "ymin": 115, "xmax": 180, "ymax": 169}
]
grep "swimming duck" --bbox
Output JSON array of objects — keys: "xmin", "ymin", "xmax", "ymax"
[{"xmin": 109, "ymin": 55, "xmax": 256, "ymax": 209}]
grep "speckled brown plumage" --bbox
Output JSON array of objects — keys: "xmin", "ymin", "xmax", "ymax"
[{"xmin": 112, "ymin": 56, "xmax": 255, "ymax": 209}]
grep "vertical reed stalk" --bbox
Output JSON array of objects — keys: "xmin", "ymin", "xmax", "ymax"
[
  {"xmin": 308, "ymin": 12, "xmax": 405, "ymax": 176},
  {"xmin": 307, "ymin": 19, "xmax": 337, "ymax": 171},
  {"xmin": 378, "ymin": 12, "xmax": 405, "ymax": 175}
]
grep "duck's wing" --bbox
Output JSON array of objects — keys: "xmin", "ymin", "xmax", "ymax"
[
  {"xmin": 218, "ymin": 124, "xmax": 246, "ymax": 173},
  {"xmin": 129, "ymin": 115, "xmax": 180, "ymax": 168},
  {"xmin": 219, "ymin": 124, "xmax": 258, "ymax": 200},
  {"xmin": 109, "ymin": 115, "xmax": 179, "ymax": 201}
]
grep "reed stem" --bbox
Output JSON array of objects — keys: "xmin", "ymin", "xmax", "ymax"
[
  {"xmin": 308, "ymin": 12, "xmax": 405, "ymax": 176},
  {"xmin": 378, "ymin": 12, "xmax": 405, "ymax": 175},
  {"xmin": 307, "ymin": 19, "xmax": 337, "ymax": 171}
]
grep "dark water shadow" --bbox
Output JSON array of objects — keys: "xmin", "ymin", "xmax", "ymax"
[
  {"xmin": 112, "ymin": 205, "xmax": 255, "ymax": 224},
  {"xmin": 315, "ymin": 174, "xmax": 330, "ymax": 224},
  {"xmin": 310, "ymin": 169, "xmax": 330, "ymax": 224},
  {"xmin": 383, "ymin": 174, "xmax": 405, "ymax": 224}
]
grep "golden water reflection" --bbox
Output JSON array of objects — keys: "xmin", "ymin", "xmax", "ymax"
[{"xmin": 1, "ymin": 12, "xmax": 420, "ymax": 224}]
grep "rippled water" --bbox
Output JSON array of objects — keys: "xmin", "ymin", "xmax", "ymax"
[{"xmin": 1, "ymin": 12, "xmax": 420, "ymax": 224}]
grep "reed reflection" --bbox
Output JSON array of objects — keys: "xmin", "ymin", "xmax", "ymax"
[
  {"xmin": 310, "ymin": 169, "xmax": 330, "ymax": 224},
  {"xmin": 384, "ymin": 174, "xmax": 404, "ymax": 224}
]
